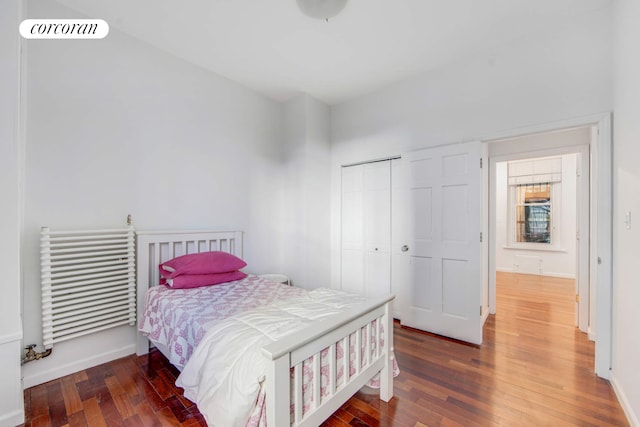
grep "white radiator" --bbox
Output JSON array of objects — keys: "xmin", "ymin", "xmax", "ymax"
[{"xmin": 40, "ymin": 226, "xmax": 136, "ymax": 349}]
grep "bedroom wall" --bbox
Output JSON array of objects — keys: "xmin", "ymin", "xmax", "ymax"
[
  {"xmin": 0, "ymin": 0, "xmax": 26, "ymax": 424},
  {"xmin": 329, "ymin": 5, "xmax": 612, "ymax": 292},
  {"xmin": 611, "ymin": 0, "xmax": 640, "ymax": 425},
  {"xmin": 494, "ymin": 153, "xmax": 577, "ymax": 279},
  {"xmin": 282, "ymin": 95, "xmax": 332, "ymax": 289},
  {"xmin": 22, "ymin": 0, "xmax": 287, "ymax": 387}
]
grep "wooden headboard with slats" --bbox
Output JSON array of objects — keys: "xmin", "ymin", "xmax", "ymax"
[{"xmin": 135, "ymin": 229, "xmax": 243, "ymax": 355}]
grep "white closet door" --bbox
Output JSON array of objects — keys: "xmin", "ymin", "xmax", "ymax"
[
  {"xmin": 341, "ymin": 165, "xmax": 365, "ymax": 295},
  {"xmin": 363, "ymin": 162, "xmax": 391, "ymax": 297},
  {"xmin": 340, "ymin": 161, "xmax": 391, "ymax": 297}
]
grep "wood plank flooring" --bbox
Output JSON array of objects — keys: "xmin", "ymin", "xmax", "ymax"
[{"xmin": 22, "ymin": 272, "xmax": 628, "ymax": 426}]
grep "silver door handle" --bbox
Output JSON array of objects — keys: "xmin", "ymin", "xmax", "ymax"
[{"xmin": 401, "ymin": 245, "xmax": 409, "ymax": 252}]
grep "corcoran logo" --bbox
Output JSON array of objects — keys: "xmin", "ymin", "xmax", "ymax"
[{"xmin": 19, "ymin": 19, "xmax": 109, "ymax": 39}]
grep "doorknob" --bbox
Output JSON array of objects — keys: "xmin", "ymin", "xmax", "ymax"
[{"xmin": 401, "ymin": 245, "xmax": 409, "ymax": 252}]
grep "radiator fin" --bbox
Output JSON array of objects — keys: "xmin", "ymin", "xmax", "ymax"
[{"xmin": 41, "ymin": 226, "xmax": 135, "ymax": 349}]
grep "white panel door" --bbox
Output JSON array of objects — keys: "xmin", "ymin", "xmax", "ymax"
[
  {"xmin": 341, "ymin": 165, "xmax": 365, "ymax": 295},
  {"xmin": 340, "ymin": 161, "xmax": 391, "ymax": 297},
  {"xmin": 391, "ymin": 158, "xmax": 410, "ymax": 320},
  {"xmin": 363, "ymin": 162, "xmax": 391, "ymax": 297},
  {"xmin": 403, "ymin": 142, "xmax": 483, "ymax": 344}
]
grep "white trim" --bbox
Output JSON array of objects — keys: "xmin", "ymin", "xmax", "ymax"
[
  {"xmin": 22, "ymin": 343, "xmax": 135, "ymax": 389},
  {"xmin": 0, "ymin": 332, "xmax": 22, "ymax": 346},
  {"xmin": 610, "ymin": 373, "xmax": 640, "ymax": 427},
  {"xmin": 0, "ymin": 409, "xmax": 25, "ymax": 427},
  {"xmin": 341, "ymin": 155, "xmax": 401, "ymax": 168},
  {"xmin": 495, "ymin": 267, "xmax": 575, "ymax": 280},
  {"xmin": 540, "ymin": 272, "xmax": 576, "ymax": 280},
  {"xmin": 481, "ymin": 112, "xmax": 612, "ymax": 142},
  {"xmin": 592, "ymin": 114, "xmax": 613, "ymax": 379},
  {"xmin": 485, "ymin": 113, "xmax": 612, "ymax": 379},
  {"xmin": 135, "ymin": 228, "xmax": 243, "ymax": 236},
  {"xmin": 502, "ymin": 245, "xmax": 568, "ymax": 253}
]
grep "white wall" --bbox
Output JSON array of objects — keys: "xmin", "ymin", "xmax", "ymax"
[
  {"xmin": 22, "ymin": 0, "xmax": 287, "ymax": 387},
  {"xmin": 495, "ymin": 153, "xmax": 577, "ymax": 278},
  {"xmin": 0, "ymin": 0, "xmax": 26, "ymax": 424},
  {"xmin": 282, "ymin": 95, "xmax": 332, "ymax": 288},
  {"xmin": 330, "ymin": 6, "xmax": 612, "ymax": 291},
  {"xmin": 611, "ymin": 0, "xmax": 640, "ymax": 425}
]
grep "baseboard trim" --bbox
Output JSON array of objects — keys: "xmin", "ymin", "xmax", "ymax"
[
  {"xmin": 610, "ymin": 373, "xmax": 640, "ymax": 427},
  {"xmin": 0, "ymin": 331, "xmax": 22, "ymax": 346},
  {"xmin": 541, "ymin": 272, "xmax": 576, "ymax": 279},
  {"xmin": 0, "ymin": 409, "xmax": 24, "ymax": 427},
  {"xmin": 22, "ymin": 344, "xmax": 136, "ymax": 389},
  {"xmin": 496, "ymin": 268, "xmax": 575, "ymax": 279}
]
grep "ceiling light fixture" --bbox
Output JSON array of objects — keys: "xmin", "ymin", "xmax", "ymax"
[{"xmin": 297, "ymin": 0, "xmax": 348, "ymax": 21}]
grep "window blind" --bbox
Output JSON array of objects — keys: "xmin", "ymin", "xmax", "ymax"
[{"xmin": 507, "ymin": 156, "xmax": 562, "ymax": 185}]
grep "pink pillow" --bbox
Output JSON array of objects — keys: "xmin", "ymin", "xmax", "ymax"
[
  {"xmin": 161, "ymin": 270, "xmax": 247, "ymax": 289},
  {"xmin": 159, "ymin": 251, "xmax": 247, "ymax": 279}
]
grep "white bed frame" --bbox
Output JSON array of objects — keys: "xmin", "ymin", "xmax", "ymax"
[{"xmin": 135, "ymin": 229, "xmax": 395, "ymax": 427}]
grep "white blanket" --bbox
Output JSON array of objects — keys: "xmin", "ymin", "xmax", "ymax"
[{"xmin": 176, "ymin": 288, "xmax": 366, "ymax": 427}]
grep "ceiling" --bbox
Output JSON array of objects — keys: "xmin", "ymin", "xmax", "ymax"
[{"xmin": 56, "ymin": 0, "xmax": 610, "ymax": 105}]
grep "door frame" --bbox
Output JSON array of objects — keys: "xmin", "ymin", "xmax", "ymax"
[{"xmin": 483, "ymin": 113, "xmax": 612, "ymax": 379}]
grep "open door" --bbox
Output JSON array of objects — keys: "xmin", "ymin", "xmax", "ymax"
[{"xmin": 403, "ymin": 142, "xmax": 483, "ymax": 344}]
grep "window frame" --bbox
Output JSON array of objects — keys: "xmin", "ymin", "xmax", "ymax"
[{"xmin": 507, "ymin": 180, "xmax": 562, "ymax": 251}]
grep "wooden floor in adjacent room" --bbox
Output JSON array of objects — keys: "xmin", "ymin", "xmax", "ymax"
[{"xmin": 22, "ymin": 272, "xmax": 628, "ymax": 427}]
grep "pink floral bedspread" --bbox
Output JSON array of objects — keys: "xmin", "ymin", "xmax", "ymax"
[{"xmin": 138, "ymin": 275, "xmax": 307, "ymax": 368}]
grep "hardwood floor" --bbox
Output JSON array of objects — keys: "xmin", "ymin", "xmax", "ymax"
[{"xmin": 22, "ymin": 272, "xmax": 628, "ymax": 426}]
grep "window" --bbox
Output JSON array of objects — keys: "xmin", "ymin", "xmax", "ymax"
[
  {"xmin": 515, "ymin": 182, "xmax": 551, "ymax": 243},
  {"xmin": 507, "ymin": 157, "xmax": 561, "ymax": 248}
]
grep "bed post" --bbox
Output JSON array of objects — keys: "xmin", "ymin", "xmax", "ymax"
[
  {"xmin": 379, "ymin": 301, "xmax": 394, "ymax": 402},
  {"xmin": 264, "ymin": 352, "xmax": 290, "ymax": 426},
  {"xmin": 136, "ymin": 234, "xmax": 151, "ymax": 356}
]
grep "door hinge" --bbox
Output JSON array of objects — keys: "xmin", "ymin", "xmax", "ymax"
[
  {"xmin": 480, "ymin": 305, "xmax": 483, "ymax": 316},
  {"xmin": 576, "ymin": 294, "xmax": 580, "ymax": 303},
  {"xmin": 576, "ymin": 231, "xmax": 580, "ymax": 240},
  {"xmin": 480, "ymin": 157, "xmax": 483, "ymax": 168},
  {"xmin": 480, "ymin": 232, "xmax": 483, "ymax": 243}
]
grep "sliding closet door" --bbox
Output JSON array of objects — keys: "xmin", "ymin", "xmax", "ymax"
[
  {"xmin": 340, "ymin": 161, "xmax": 391, "ymax": 297},
  {"xmin": 363, "ymin": 162, "xmax": 392, "ymax": 297},
  {"xmin": 341, "ymin": 165, "xmax": 365, "ymax": 294}
]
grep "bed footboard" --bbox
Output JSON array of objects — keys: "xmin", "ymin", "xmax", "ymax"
[{"xmin": 261, "ymin": 294, "xmax": 395, "ymax": 427}]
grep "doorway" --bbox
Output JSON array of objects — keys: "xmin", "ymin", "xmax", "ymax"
[
  {"xmin": 487, "ymin": 122, "xmax": 610, "ymax": 376},
  {"xmin": 493, "ymin": 150, "xmax": 587, "ymax": 330}
]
